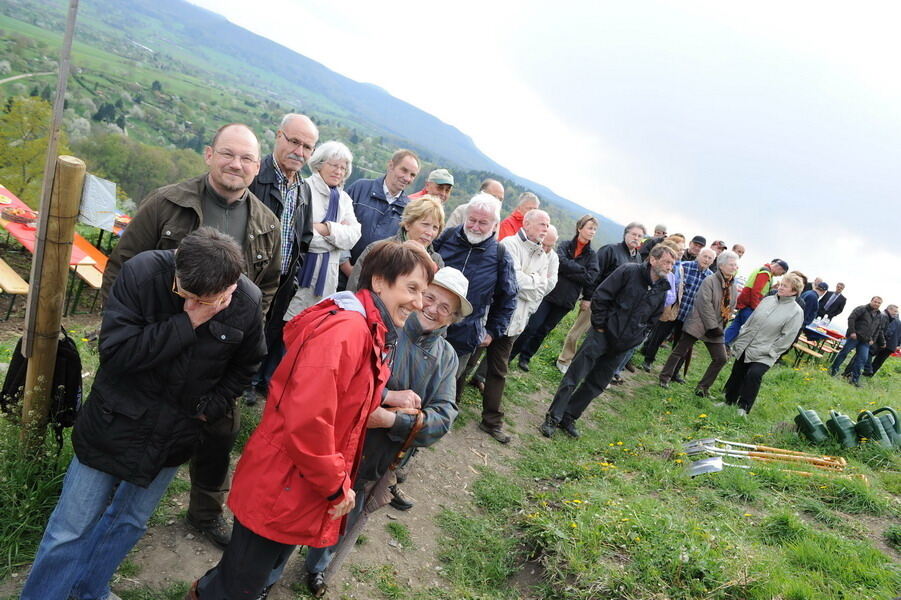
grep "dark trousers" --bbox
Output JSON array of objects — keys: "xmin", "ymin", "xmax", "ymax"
[
  {"xmin": 188, "ymin": 408, "xmax": 240, "ymax": 522},
  {"xmin": 454, "ymin": 348, "xmax": 482, "ymax": 398},
  {"xmin": 870, "ymin": 348, "xmax": 893, "ymax": 375},
  {"xmin": 251, "ymin": 272, "xmax": 294, "ymax": 391},
  {"xmin": 481, "ymin": 334, "xmax": 517, "ymax": 429},
  {"xmin": 659, "ymin": 333, "xmax": 728, "ymax": 391},
  {"xmin": 723, "ymin": 352, "xmax": 770, "ymax": 412},
  {"xmin": 641, "ymin": 319, "xmax": 682, "ymax": 365},
  {"xmin": 547, "ymin": 329, "xmax": 627, "ymax": 424},
  {"xmin": 197, "ymin": 518, "xmax": 295, "ymax": 599},
  {"xmin": 830, "ymin": 337, "xmax": 870, "ymax": 383},
  {"xmin": 510, "ymin": 301, "xmax": 571, "ymax": 363}
]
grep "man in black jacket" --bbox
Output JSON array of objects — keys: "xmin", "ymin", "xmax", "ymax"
[
  {"xmin": 830, "ymin": 296, "xmax": 884, "ymax": 386},
  {"xmin": 245, "ymin": 113, "xmax": 318, "ymax": 404},
  {"xmin": 868, "ymin": 304, "xmax": 899, "ymax": 376},
  {"xmin": 21, "ymin": 228, "xmax": 264, "ymax": 600},
  {"xmin": 556, "ymin": 221, "xmax": 645, "ymax": 372},
  {"xmin": 540, "ymin": 244, "xmax": 676, "ymax": 438}
]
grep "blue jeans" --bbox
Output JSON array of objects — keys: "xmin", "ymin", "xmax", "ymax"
[
  {"xmin": 21, "ymin": 456, "xmax": 178, "ymax": 600},
  {"xmin": 724, "ymin": 307, "xmax": 753, "ymax": 345},
  {"xmin": 830, "ymin": 337, "xmax": 870, "ymax": 383}
]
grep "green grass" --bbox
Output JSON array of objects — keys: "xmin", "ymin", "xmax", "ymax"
[
  {"xmin": 434, "ymin": 309, "xmax": 901, "ymax": 599},
  {"xmin": 385, "ymin": 521, "xmax": 413, "ymax": 549}
]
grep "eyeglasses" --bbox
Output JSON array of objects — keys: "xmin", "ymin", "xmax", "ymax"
[
  {"xmin": 422, "ymin": 291, "xmax": 455, "ymax": 318},
  {"xmin": 324, "ymin": 161, "xmax": 348, "ymax": 173},
  {"xmin": 172, "ymin": 277, "xmax": 227, "ymax": 307},
  {"xmin": 280, "ymin": 132, "xmax": 316, "ymax": 153},
  {"xmin": 213, "ymin": 149, "xmax": 259, "ymax": 167}
]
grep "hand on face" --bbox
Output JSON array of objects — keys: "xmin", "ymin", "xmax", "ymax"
[{"xmin": 182, "ymin": 283, "xmax": 237, "ymax": 328}]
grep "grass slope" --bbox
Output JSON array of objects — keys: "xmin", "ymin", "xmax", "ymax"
[{"xmin": 439, "ymin": 310, "xmax": 901, "ymax": 600}]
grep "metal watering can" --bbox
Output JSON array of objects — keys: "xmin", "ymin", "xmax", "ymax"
[
  {"xmin": 871, "ymin": 407, "xmax": 900, "ymax": 448},
  {"xmin": 825, "ymin": 410, "xmax": 857, "ymax": 448},
  {"xmin": 855, "ymin": 410, "xmax": 893, "ymax": 448},
  {"xmin": 795, "ymin": 406, "xmax": 830, "ymax": 444}
]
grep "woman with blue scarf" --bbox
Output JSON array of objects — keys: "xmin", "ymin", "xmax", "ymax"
[{"xmin": 284, "ymin": 141, "xmax": 361, "ymax": 320}]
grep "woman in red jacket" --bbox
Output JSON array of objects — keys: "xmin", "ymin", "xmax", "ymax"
[{"xmin": 187, "ymin": 240, "xmax": 434, "ymax": 600}]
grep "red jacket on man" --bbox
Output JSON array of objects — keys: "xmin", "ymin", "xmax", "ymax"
[
  {"xmin": 228, "ymin": 289, "xmax": 390, "ymax": 547},
  {"xmin": 498, "ymin": 210, "xmax": 525, "ymax": 240}
]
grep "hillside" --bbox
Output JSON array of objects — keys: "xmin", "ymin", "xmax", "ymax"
[{"xmin": 0, "ymin": 0, "xmax": 623, "ymax": 241}]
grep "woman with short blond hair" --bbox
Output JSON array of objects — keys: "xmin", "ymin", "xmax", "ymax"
[{"xmin": 721, "ymin": 272, "xmax": 803, "ymax": 416}]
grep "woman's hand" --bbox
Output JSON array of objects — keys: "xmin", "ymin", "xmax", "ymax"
[{"xmin": 328, "ymin": 489, "xmax": 356, "ymax": 520}]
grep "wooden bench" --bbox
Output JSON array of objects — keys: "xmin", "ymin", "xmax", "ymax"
[
  {"xmin": 0, "ymin": 257, "xmax": 29, "ymax": 320},
  {"xmin": 65, "ymin": 234, "xmax": 109, "ymax": 315},
  {"xmin": 792, "ymin": 342, "xmax": 823, "ymax": 368}
]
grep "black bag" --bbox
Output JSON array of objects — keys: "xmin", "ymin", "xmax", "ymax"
[{"xmin": 0, "ymin": 328, "xmax": 83, "ymax": 448}]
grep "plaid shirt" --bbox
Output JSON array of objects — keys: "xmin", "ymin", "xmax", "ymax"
[
  {"xmin": 273, "ymin": 160, "xmax": 301, "ymax": 274},
  {"xmin": 677, "ymin": 260, "xmax": 713, "ymax": 322}
]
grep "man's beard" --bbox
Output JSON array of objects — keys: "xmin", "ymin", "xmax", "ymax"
[{"xmin": 465, "ymin": 229, "xmax": 493, "ymax": 245}]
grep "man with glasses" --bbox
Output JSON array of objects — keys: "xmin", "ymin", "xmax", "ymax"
[
  {"xmin": 244, "ymin": 114, "xmax": 319, "ymax": 406},
  {"xmin": 21, "ymin": 228, "xmax": 264, "ymax": 600},
  {"xmin": 102, "ymin": 122, "xmax": 281, "ymax": 549}
]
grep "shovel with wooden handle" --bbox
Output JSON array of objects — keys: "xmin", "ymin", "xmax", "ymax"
[
  {"xmin": 686, "ymin": 456, "xmax": 868, "ymax": 484},
  {"xmin": 699, "ymin": 445, "xmax": 845, "ymax": 471},
  {"xmin": 685, "ymin": 438, "xmax": 847, "ymax": 465}
]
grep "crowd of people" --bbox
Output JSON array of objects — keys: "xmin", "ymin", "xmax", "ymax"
[{"xmin": 19, "ymin": 114, "xmax": 899, "ymax": 600}]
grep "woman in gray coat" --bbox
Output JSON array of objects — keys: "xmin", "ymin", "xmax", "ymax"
[
  {"xmin": 659, "ymin": 250, "xmax": 739, "ymax": 396},
  {"xmin": 720, "ymin": 272, "xmax": 804, "ymax": 416}
]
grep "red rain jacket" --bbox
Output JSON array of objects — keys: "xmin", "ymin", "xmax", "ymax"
[{"xmin": 228, "ymin": 289, "xmax": 390, "ymax": 547}]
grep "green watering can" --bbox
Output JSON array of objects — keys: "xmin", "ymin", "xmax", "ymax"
[
  {"xmin": 855, "ymin": 410, "xmax": 893, "ymax": 448},
  {"xmin": 871, "ymin": 407, "xmax": 900, "ymax": 448},
  {"xmin": 825, "ymin": 410, "xmax": 858, "ymax": 448},
  {"xmin": 795, "ymin": 406, "xmax": 830, "ymax": 444}
]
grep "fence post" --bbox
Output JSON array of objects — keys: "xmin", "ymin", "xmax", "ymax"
[{"xmin": 20, "ymin": 155, "xmax": 85, "ymax": 447}]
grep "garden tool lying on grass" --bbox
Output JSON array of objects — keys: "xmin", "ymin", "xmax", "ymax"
[
  {"xmin": 683, "ymin": 443, "xmax": 846, "ymax": 471},
  {"xmin": 684, "ymin": 437, "xmax": 847, "ymax": 465},
  {"xmin": 686, "ymin": 456, "xmax": 868, "ymax": 484},
  {"xmin": 688, "ymin": 456, "xmax": 818, "ymax": 478}
]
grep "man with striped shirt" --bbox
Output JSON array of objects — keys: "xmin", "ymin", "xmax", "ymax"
[{"xmin": 245, "ymin": 114, "xmax": 319, "ymax": 405}]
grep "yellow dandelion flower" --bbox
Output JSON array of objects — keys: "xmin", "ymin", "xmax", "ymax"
[
  {"xmin": 698, "ymin": 414, "xmax": 708, "ymax": 419},
  {"xmin": 674, "ymin": 459, "xmax": 683, "ymax": 464},
  {"xmin": 743, "ymin": 513, "xmax": 753, "ymax": 517},
  {"xmin": 616, "ymin": 441, "xmax": 624, "ymax": 446}
]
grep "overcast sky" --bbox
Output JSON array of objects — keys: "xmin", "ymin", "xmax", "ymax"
[{"xmin": 190, "ymin": 0, "xmax": 900, "ymax": 330}]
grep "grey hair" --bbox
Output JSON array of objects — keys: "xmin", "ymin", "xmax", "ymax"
[
  {"xmin": 279, "ymin": 113, "xmax": 319, "ymax": 138},
  {"xmin": 886, "ymin": 304, "xmax": 898, "ymax": 311},
  {"xmin": 308, "ymin": 141, "xmax": 353, "ymax": 183},
  {"xmin": 464, "ymin": 193, "xmax": 502, "ymax": 223},
  {"xmin": 517, "ymin": 191, "xmax": 540, "ymax": 208},
  {"xmin": 624, "ymin": 221, "xmax": 646, "ymax": 236},
  {"xmin": 717, "ymin": 250, "xmax": 739, "ymax": 266},
  {"xmin": 523, "ymin": 209, "xmax": 550, "ymax": 224},
  {"xmin": 545, "ymin": 224, "xmax": 559, "ymax": 239}
]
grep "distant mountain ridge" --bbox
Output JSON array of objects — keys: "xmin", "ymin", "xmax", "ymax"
[{"xmin": 6, "ymin": 0, "xmax": 623, "ymax": 240}]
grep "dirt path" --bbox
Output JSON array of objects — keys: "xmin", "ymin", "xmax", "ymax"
[{"xmin": 115, "ymin": 375, "xmax": 559, "ymax": 599}]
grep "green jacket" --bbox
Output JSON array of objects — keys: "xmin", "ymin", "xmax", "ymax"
[
  {"xmin": 102, "ymin": 174, "xmax": 281, "ymax": 314},
  {"xmin": 731, "ymin": 295, "xmax": 803, "ymax": 366}
]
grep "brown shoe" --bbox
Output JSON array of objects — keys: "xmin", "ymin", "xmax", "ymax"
[{"xmin": 478, "ymin": 422, "xmax": 511, "ymax": 444}]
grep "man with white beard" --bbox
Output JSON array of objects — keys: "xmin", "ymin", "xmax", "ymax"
[{"xmin": 433, "ymin": 194, "xmax": 518, "ymax": 442}]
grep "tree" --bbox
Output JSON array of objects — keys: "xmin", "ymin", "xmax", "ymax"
[{"xmin": 0, "ymin": 97, "xmax": 70, "ymax": 207}]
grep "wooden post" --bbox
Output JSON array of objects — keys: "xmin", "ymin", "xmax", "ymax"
[{"xmin": 20, "ymin": 156, "xmax": 85, "ymax": 446}]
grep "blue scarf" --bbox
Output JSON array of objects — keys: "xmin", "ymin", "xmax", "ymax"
[{"xmin": 297, "ymin": 185, "xmax": 340, "ymax": 297}]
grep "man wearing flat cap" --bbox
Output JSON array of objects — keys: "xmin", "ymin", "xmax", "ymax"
[{"xmin": 409, "ymin": 168, "xmax": 455, "ymax": 203}]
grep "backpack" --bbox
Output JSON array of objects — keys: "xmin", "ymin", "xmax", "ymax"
[{"xmin": 0, "ymin": 328, "xmax": 83, "ymax": 448}]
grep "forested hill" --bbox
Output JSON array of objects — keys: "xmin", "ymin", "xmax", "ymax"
[{"xmin": 1, "ymin": 0, "xmax": 622, "ymax": 240}]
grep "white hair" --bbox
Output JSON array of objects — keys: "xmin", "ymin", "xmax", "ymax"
[
  {"xmin": 523, "ymin": 209, "xmax": 550, "ymax": 224},
  {"xmin": 717, "ymin": 250, "xmax": 739, "ymax": 266},
  {"xmin": 279, "ymin": 113, "xmax": 319, "ymax": 138},
  {"xmin": 464, "ymin": 193, "xmax": 502, "ymax": 223},
  {"xmin": 308, "ymin": 141, "xmax": 353, "ymax": 182}
]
